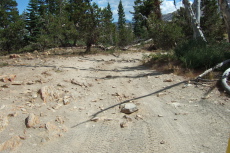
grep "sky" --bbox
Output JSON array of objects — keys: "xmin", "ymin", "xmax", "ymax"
[{"xmin": 16, "ymin": 0, "xmax": 184, "ymax": 22}]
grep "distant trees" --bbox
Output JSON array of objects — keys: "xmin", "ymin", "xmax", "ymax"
[
  {"xmin": 201, "ymin": 0, "xmax": 225, "ymax": 41},
  {"xmin": 117, "ymin": 0, "xmax": 134, "ymax": 47},
  {"xmin": 100, "ymin": 3, "xmax": 116, "ymax": 46},
  {"xmin": 132, "ymin": 0, "xmax": 162, "ymax": 39},
  {"xmin": 0, "ymin": 0, "xmax": 25, "ymax": 53},
  {"xmin": 117, "ymin": 0, "xmax": 126, "ymax": 46},
  {"xmin": 1, "ymin": 0, "xmax": 230, "ymax": 54}
]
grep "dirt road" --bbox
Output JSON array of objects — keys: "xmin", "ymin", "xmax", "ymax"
[{"xmin": 0, "ymin": 52, "xmax": 229, "ymax": 153}]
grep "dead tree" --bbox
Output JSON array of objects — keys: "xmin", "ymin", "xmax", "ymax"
[{"xmin": 182, "ymin": 0, "xmax": 206, "ymax": 41}]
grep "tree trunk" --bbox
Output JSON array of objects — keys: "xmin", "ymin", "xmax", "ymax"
[
  {"xmin": 219, "ymin": 0, "xmax": 230, "ymax": 42},
  {"xmin": 192, "ymin": 0, "xmax": 201, "ymax": 25},
  {"xmin": 183, "ymin": 0, "xmax": 206, "ymax": 41},
  {"xmin": 85, "ymin": 42, "xmax": 92, "ymax": 53}
]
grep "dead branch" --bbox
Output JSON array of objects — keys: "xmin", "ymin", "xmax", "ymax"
[
  {"xmin": 122, "ymin": 39, "xmax": 153, "ymax": 50},
  {"xmin": 196, "ymin": 59, "xmax": 230, "ymax": 79}
]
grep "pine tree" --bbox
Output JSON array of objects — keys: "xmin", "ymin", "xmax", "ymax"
[
  {"xmin": 84, "ymin": 2, "xmax": 102, "ymax": 52},
  {"xmin": 100, "ymin": 3, "xmax": 116, "ymax": 45},
  {"xmin": 67, "ymin": 0, "xmax": 102, "ymax": 52},
  {"xmin": 117, "ymin": 0, "xmax": 128, "ymax": 47},
  {"xmin": 25, "ymin": 0, "xmax": 43, "ymax": 42},
  {"xmin": 132, "ymin": 0, "xmax": 162, "ymax": 39},
  {"xmin": 172, "ymin": 7, "xmax": 193, "ymax": 39},
  {"xmin": 201, "ymin": 0, "xmax": 225, "ymax": 41},
  {"xmin": 0, "ymin": 0, "xmax": 25, "ymax": 53},
  {"xmin": 118, "ymin": 0, "xmax": 126, "ymax": 30},
  {"xmin": 132, "ymin": 0, "xmax": 148, "ymax": 39}
]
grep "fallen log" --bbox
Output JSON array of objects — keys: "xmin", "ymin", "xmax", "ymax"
[
  {"xmin": 195, "ymin": 59, "xmax": 230, "ymax": 94},
  {"xmin": 221, "ymin": 68, "xmax": 230, "ymax": 94},
  {"xmin": 196, "ymin": 59, "xmax": 230, "ymax": 79},
  {"xmin": 122, "ymin": 39, "xmax": 153, "ymax": 50}
]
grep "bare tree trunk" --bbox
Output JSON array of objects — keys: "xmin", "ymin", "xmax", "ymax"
[
  {"xmin": 183, "ymin": 0, "xmax": 206, "ymax": 41},
  {"xmin": 192, "ymin": 0, "xmax": 201, "ymax": 25},
  {"xmin": 219, "ymin": 0, "xmax": 230, "ymax": 42}
]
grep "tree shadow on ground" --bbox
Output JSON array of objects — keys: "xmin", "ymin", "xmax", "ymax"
[{"xmin": 71, "ymin": 80, "xmax": 187, "ymax": 128}]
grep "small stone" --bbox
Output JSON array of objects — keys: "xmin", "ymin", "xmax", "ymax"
[
  {"xmin": 9, "ymin": 54, "xmax": 20, "ymax": 59},
  {"xmin": 157, "ymin": 92, "xmax": 166, "ymax": 97},
  {"xmin": 158, "ymin": 115, "xmax": 163, "ymax": 117},
  {"xmin": 45, "ymin": 122, "xmax": 59, "ymax": 132},
  {"xmin": 55, "ymin": 116, "xmax": 64, "ymax": 124},
  {"xmin": 104, "ymin": 118, "xmax": 113, "ymax": 121},
  {"xmin": 26, "ymin": 81, "xmax": 35, "ymax": 85},
  {"xmin": 90, "ymin": 117, "xmax": 100, "ymax": 122},
  {"xmin": 2, "ymin": 84, "xmax": 9, "ymax": 88},
  {"xmin": 135, "ymin": 114, "xmax": 143, "ymax": 120},
  {"xmin": 112, "ymin": 93, "xmax": 120, "ymax": 96},
  {"xmin": 105, "ymin": 75, "xmax": 112, "ymax": 78},
  {"xmin": 120, "ymin": 103, "xmax": 138, "ymax": 114},
  {"xmin": 8, "ymin": 112, "xmax": 17, "ymax": 117},
  {"xmin": 31, "ymin": 93, "xmax": 38, "ymax": 99},
  {"xmin": 25, "ymin": 113, "xmax": 40, "ymax": 128},
  {"xmin": 19, "ymin": 135, "xmax": 26, "ymax": 140},
  {"xmin": 201, "ymin": 95, "xmax": 210, "ymax": 99},
  {"xmin": 21, "ymin": 108, "xmax": 27, "ymax": 112},
  {"xmin": 123, "ymin": 115, "xmax": 132, "ymax": 121},
  {"xmin": 183, "ymin": 84, "xmax": 193, "ymax": 88},
  {"xmin": 163, "ymin": 79, "xmax": 173, "ymax": 82},
  {"xmin": 0, "ymin": 105, "xmax": 6, "ymax": 110},
  {"xmin": 120, "ymin": 122, "xmax": 128, "ymax": 128},
  {"xmin": 52, "ymin": 104, "xmax": 62, "ymax": 110},
  {"xmin": 39, "ymin": 86, "xmax": 60, "ymax": 103},
  {"xmin": 63, "ymin": 96, "xmax": 70, "ymax": 105},
  {"xmin": 160, "ymin": 140, "xmax": 165, "ymax": 144},
  {"xmin": 12, "ymin": 81, "xmax": 24, "ymax": 85}
]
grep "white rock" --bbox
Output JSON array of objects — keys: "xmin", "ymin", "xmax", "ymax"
[{"xmin": 120, "ymin": 103, "xmax": 138, "ymax": 114}]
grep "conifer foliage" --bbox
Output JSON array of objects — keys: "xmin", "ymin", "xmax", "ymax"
[
  {"xmin": 0, "ymin": 0, "xmax": 229, "ymax": 54},
  {"xmin": 0, "ymin": 0, "xmax": 25, "ymax": 53}
]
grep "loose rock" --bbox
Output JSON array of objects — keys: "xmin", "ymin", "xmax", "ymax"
[
  {"xmin": 12, "ymin": 81, "xmax": 24, "ymax": 85},
  {"xmin": 55, "ymin": 116, "xmax": 64, "ymax": 124},
  {"xmin": 39, "ymin": 86, "xmax": 60, "ymax": 103},
  {"xmin": 63, "ymin": 96, "xmax": 70, "ymax": 105},
  {"xmin": 120, "ymin": 122, "xmax": 128, "ymax": 128},
  {"xmin": 25, "ymin": 113, "xmax": 40, "ymax": 128},
  {"xmin": 163, "ymin": 79, "xmax": 173, "ymax": 82},
  {"xmin": 120, "ymin": 103, "xmax": 138, "ymax": 114},
  {"xmin": 91, "ymin": 117, "xmax": 100, "ymax": 122}
]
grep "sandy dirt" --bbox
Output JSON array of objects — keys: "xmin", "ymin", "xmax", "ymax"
[{"xmin": 0, "ymin": 51, "xmax": 229, "ymax": 153}]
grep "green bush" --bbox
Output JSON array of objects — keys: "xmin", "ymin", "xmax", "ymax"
[
  {"xmin": 174, "ymin": 39, "xmax": 230, "ymax": 69},
  {"xmin": 147, "ymin": 14, "xmax": 185, "ymax": 50},
  {"xmin": 142, "ymin": 52, "xmax": 176, "ymax": 64}
]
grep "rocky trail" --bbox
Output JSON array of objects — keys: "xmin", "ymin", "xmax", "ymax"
[{"xmin": 0, "ymin": 52, "xmax": 229, "ymax": 153}]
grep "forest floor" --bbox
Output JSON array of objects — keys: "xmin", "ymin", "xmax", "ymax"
[{"xmin": 0, "ymin": 49, "xmax": 229, "ymax": 153}]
